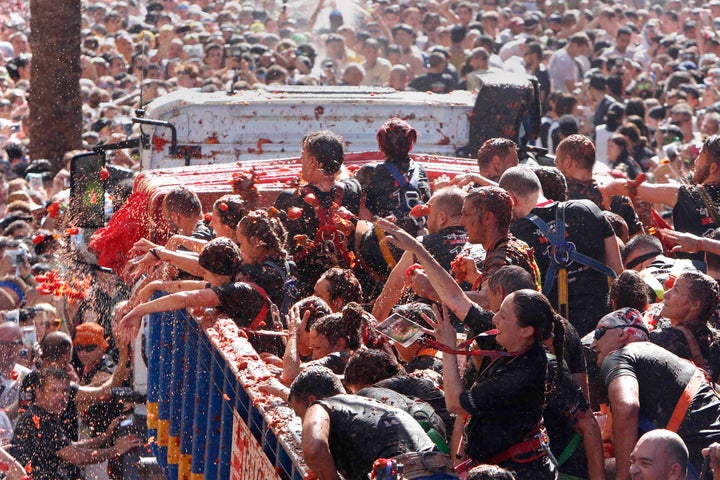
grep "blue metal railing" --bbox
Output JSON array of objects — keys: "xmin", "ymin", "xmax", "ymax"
[{"xmin": 145, "ymin": 304, "xmax": 308, "ymax": 480}]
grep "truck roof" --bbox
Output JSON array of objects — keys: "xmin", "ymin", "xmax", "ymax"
[{"xmin": 140, "ymin": 85, "xmax": 476, "ymax": 168}]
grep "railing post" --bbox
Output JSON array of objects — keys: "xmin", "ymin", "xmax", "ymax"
[
  {"xmin": 167, "ymin": 309, "xmax": 188, "ymax": 479},
  {"xmin": 217, "ymin": 363, "xmax": 235, "ymax": 480},
  {"xmin": 190, "ymin": 326, "xmax": 211, "ymax": 479},
  {"xmin": 179, "ymin": 314, "xmax": 200, "ymax": 480}
]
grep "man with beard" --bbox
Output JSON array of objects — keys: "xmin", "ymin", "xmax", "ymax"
[
  {"xmin": 10, "ymin": 368, "xmax": 142, "ymax": 480},
  {"xmin": 619, "ymin": 135, "xmax": 720, "ymax": 261}
]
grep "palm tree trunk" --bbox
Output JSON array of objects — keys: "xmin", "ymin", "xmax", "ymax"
[{"xmin": 29, "ymin": 0, "xmax": 82, "ymax": 172}]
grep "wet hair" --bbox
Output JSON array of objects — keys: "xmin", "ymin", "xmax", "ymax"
[
  {"xmin": 679, "ymin": 271, "xmax": 720, "ymax": 323},
  {"xmin": 618, "ymin": 123, "xmax": 643, "ymax": 147},
  {"xmin": 213, "ymin": 195, "xmax": 246, "ymax": 230},
  {"xmin": 312, "ymin": 302, "xmax": 364, "ymax": 350},
  {"xmin": 531, "ymin": 166, "xmax": 567, "ymax": 202},
  {"xmin": 237, "ymin": 209, "xmax": 288, "ymax": 260},
  {"xmin": 198, "ymin": 237, "xmax": 242, "ymax": 276},
  {"xmin": 603, "ymin": 211, "xmax": 629, "ymax": 243},
  {"xmin": 318, "ymin": 267, "xmax": 363, "ymax": 305},
  {"xmin": 288, "ymin": 365, "xmax": 345, "ymax": 404},
  {"xmin": 511, "ymin": 290, "xmax": 565, "ymax": 384},
  {"xmin": 40, "ymin": 331, "xmax": 73, "ymax": 363},
  {"xmin": 344, "ymin": 348, "xmax": 405, "ymax": 388},
  {"xmin": 431, "ymin": 187, "xmax": 465, "ymax": 218},
  {"xmin": 466, "ymin": 464, "xmax": 517, "ymax": 480},
  {"xmin": 293, "ymin": 296, "xmax": 332, "ymax": 333},
  {"xmin": 477, "ymin": 138, "xmax": 517, "ymax": 171},
  {"xmin": 302, "ymin": 130, "xmax": 345, "ymax": 175},
  {"xmin": 391, "ymin": 302, "xmax": 435, "ymax": 330},
  {"xmin": 556, "ymin": 134, "xmax": 596, "ymax": 171},
  {"xmin": 38, "ymin": 366, "xmax": 71, "ymax": 390},
  {"xmin": 622, "ymin": 234, "xmax": 662, "ymax": 265},
  {"xmin": 499, "ymin": 166, "xmax": 542, "ymax": 199},
  {"xmin": 487, "ymin": 266, "xmax": 537, "ymax": 293},
  {"xmin": 465, "ymin": 186, "xmax": 513, "ymax": 233},
  {"xmin": 163, "ymin": 187, "xmax": 202, "ymax": 218},
  {"xmin": 608, "ymin": 270, "xmax": 650, "ymax": 311},
  {"xmin": 377, "ymin": 118, "xmax": 417, "ymax": 160},
  {"xmin": 703, "ymin": 135, "xmax": 720, "ymax": 168}
]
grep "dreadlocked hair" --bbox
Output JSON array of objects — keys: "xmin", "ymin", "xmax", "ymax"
[
  {"xmin": 313, "ymin": 302, "xmax": 364, "ymax": 350},
  {"xmin": 237, "ymin": 209, "xmax": 288, "ymax": 260}
]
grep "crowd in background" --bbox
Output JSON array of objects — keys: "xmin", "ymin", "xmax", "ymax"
[{"xmin": 2, "ymin": 0, "xmax": 720, "ymax": 480}]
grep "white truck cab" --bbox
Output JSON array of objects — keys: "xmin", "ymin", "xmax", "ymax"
[{"xmin": 135, "ymin": 73, "xmax": 540, "ymax": 170}]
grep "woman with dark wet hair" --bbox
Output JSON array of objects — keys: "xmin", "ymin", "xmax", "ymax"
[
  {"xmin": 356, "ymin": 118, "xmax": 431, "ymax": 233},
  {"xmin": 119, "ymin": 237, "xmax": 283, "ymax": 355},
  {"xmin": 355, "ymin": 118, "xmax": 432, "ymax": 281},
  {"xmin": 432, "ymin": 289, "xmax": 566, "ymax": 480}
]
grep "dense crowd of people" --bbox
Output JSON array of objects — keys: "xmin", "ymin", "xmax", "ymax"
[{"xmin": 5, "ymin": 0, "xmax": 720, "ymax": 480}]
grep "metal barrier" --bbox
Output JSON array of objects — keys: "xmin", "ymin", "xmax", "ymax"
[{"xmin": 145, "ymin": 305, "xmax": 308, "ymax": 480}]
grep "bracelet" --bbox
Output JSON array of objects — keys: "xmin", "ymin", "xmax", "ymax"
[
  {"xmin": 150, "ymin": 248, "xmax": 160, "ymax": 260},
  {"xmin": 696, "ymin": 238, "xmax": 704, "ymax": 252}
]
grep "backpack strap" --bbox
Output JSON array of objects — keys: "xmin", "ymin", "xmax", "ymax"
[
  {"xmin": 526, "ymin": 202, "xmax": 618, "ymax": 297},
  {"xmin": 262, "ymin": 259, "xmax": 299, "ymax": 315},
  {"xmin": 696, "ymin": 184, "xmax": 720, "ymax": 227},
  {"xmin": 674, "ymin": 325, "xmax": 709, "ymax": 371},
  {"xmin": 380, "ymin": 160, "xmax": 415, "ymax": 188}
]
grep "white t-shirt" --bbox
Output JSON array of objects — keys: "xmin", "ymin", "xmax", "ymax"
[{"xmin": 548, "ymin": 49, "xmax": 577, "ymax": 93}]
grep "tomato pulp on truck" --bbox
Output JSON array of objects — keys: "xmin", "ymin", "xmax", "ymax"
[
  {"xmin": 135, "ymin": 72, "xmax": 541, "ymax": 170},
  {"xmin": 74, "ymin": 73, "xmax": 541, "ymax": 480},
  {"xmin": 83, "ymin": 72, "xmax": 540, "ymax": 271}
]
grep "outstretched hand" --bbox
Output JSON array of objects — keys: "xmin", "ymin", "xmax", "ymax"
[
  {"xmin": 117, "ymin": 307, "xmax": 144, "ymax": 344},
  {"xmin": 376, "ymin": 218, "xmax": 420, "ymax": 252},
  {"xmin": 660, "ymin": 228, "xmax": 703, "ymax": 253},
  {"xmin": 129, "ymin": 238, "xmax": 158, "ymax": 257},
  {"xmin": 420, "ymin": 303, "xmax": 459, "ymax": 349}
]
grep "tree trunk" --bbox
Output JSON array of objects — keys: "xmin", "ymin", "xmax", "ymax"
[{"xmin": 29, "ymin": 0, "xmax": 82, "ymax": 172}]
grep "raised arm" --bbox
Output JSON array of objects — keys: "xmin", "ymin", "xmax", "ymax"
[
  {"xmin": 574, "ymin": 408, "xmax": 606, "ymax": 480},
  {"xmin": 371, "ymin": 249, "xmax": 414, "ymax": 322},
  {"xmin": 301, "ymin": 404, "xmax": 341, "ymax": 480},
  {"xmin": 378, "ymin": 218, "xmax": 473, "ymax": 320},
  {"xmin": 608, "ymin": 375, "xmax": 641, "ymax": 480},
  {"xmin": 119, "ymin": 288, "xmax": 220, "ymax": 341}
]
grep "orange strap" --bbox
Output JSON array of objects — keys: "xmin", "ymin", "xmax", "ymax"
[
  {"xmin": 674, "ymin": 325, "xmax": 709, "ymax": 371},
  {"xmin": 666, "ymin": 372, "xmax": 704, "ymax": 433}
]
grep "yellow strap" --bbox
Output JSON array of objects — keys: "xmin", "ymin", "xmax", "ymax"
[
  {"xmin": 558, "ymin": 268, "xmax": 568, "ymax": 320},
  {"xmin": 374, "ymin": 222, "xmax": 397, "ymax": 269}
]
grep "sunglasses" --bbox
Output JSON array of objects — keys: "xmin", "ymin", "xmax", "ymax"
[
  {"xmin": 45, "ymin": 319, "xmax": 62, "ymax": 329},
  {"xmin": 593, "ymin": 325, "xmax": 628, "ymax": 341},
  {"xmin": 75, "ymin": 344, "xmax": 98, "ymax": 353}
]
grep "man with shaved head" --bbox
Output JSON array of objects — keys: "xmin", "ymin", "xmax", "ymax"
[{"xmin": 629, "ymin": 430, "xmax": 688, "ymax": 480}]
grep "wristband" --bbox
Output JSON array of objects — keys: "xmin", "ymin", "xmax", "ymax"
[
  {"xmin": 697, "ymin": 238, "xmax": 704, "ymax": 252},
  {"xmin": 150, "ymin": 248, "xmax": 160, "ymax": 260}
]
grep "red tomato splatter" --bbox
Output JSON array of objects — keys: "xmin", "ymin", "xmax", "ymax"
[
  {"xmin": 99, "ymin": 167, "xmax": 110, "ymax": 181},
  {"xmin": 410, "ymin": 204, "xmax": 431, "ymax": 218},
  {"xmin": 65, "ymin": 227, "xmax": 79, "ymax": 236},
  {"xmin": 47, "ymin": 202, "xmax": 60, "ymax": 218},
  {"xmin": 32, "ymin": 415, "xmax": 40, "ymax": 429},
  {"xmin": 287, "ymin": 207, "xmax": 303, "ymax": 220},
  {"xmin": 304, "ymin": 193, "xmax": 317, "ymax": 206}
]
